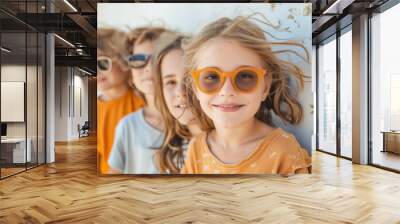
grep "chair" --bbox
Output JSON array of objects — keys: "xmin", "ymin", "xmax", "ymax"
[{"xmin": 78, "ymin": 121, "xmax": 90, "ymax": 138}]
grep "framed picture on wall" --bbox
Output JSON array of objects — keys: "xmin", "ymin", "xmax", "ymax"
[
  {"xmin": 1, "ymin": 81, "xmax": 25, "ymax": 123},
  {"xmin": 97, "ymin": 3, "xmax": 313, "ymax": 175}
]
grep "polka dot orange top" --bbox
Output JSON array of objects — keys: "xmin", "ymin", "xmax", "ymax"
[{"xmin": 181, "ymin": 128, "xmax": 311, "ymax": 174}]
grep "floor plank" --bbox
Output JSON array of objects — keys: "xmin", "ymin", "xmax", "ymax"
[{"xmin": 0, "ymin": 136, "xmax": 399, "ymax": 223}]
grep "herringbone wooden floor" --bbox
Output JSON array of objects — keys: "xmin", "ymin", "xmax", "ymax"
[{"xmin": 1, "ymin": 136, "xmax": 399, "ymax": 224}]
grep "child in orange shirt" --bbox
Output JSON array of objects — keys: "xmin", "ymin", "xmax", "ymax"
[
  {"xmin": 108, "ymin": 27, "xmax": 168, "ymax": 174},
  {"xmin": 181, "ymin": 15, "xmax": 312, "ymax": 174},
  {"xmin": 152, "ymin": 32, "xmax": 202, "ymax": 173},
  {"xmin": 97, "ymin": 28, "xmax": 144, "ymax": 174}
]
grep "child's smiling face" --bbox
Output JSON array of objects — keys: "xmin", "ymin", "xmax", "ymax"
[{"xmin": 193, "ymin": 37, "xmax": 271, "ymax": 128}]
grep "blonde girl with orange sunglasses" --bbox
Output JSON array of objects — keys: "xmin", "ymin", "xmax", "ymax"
[{"xmin": 181, "ymin": 15, "xmax": 312, "ymax": 175}]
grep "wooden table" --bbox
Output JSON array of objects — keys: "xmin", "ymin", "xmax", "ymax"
[{"xmin": 381, "ymin": 131, "xmax": 400, "ymax": 154}]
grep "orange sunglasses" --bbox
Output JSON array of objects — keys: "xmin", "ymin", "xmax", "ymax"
[{"xmin": 191, "ymin": 66, "xmax": 267, "ymax": 94}]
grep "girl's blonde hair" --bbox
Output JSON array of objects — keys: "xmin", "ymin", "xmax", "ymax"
[
  {"xmin": 153, "ymin": 32, "xmax": 191, "ymax": 173},
  {"xmin": 183, "ymin": 14, "xmax": 310, "ymax": 131},
  {"xmin": 97, "ymin": 28, "xmax": 130, "ymax": 71},
  {"xmin": 127, "ymin": 27, "xmax": 167, "ymax": 54}
]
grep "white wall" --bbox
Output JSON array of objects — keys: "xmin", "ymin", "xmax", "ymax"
[
  {"xmin": 54, "ymin": 67, "xmax": 89, "ymax": 141},
  {"xmin": 1, "ymin": 65, "xmax": 26, "ymax": 132},
  {"xmin": 71, "ymin": 72, "xmax": 89, "ymax": 138},
  {"xmin": 55, "ymin": 66, "xmax": 68, "ymax": 141},
  {"xmin": 1, "ymin": 82, "xmax": 25, "ymax": 122},
  {"xmin": 1, "ymin": 64, "xmax": 46, "ymax": 164},
  {"xmin": 1, "ymin": 65, "xmax": 39, "ymax": 138},
  {"xmin": 1, "ymin": 66, "xmax": 26, "ymax": 141}
]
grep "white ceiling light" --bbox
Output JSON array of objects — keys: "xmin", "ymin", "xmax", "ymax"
[
  {"xmin": 76, "ymin": 48, "xmax": 84, "ymax": 55},
  {"xmin": 78, "ymin": 67, "xmax": 92, "ymax": 76},
  {"xmin": 54, "ymin": 34, "xmax": 75, "ymax": 48},
  {"xmin": 63, "ymin": 0, "xmax": 78, "ymax": 12},
  {"xmin": 1, "ymin": 47, "xmax": 11, "ymax": 53},
  {"xmin": 323, "ymin": 0, "xmax": 354, "ymax": 15}
]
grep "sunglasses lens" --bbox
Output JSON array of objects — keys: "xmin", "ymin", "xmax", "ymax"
[
  {"xmin": 199, "ymin": 70, "xmax": 221, "ymax": 93},
  {"xmin": 127, "ymin": 54, "xmax": 150, "ymax": 68},
  {"xmin": 97, "ymin": 59, "xmax": 110, "ymax": 72},
  {"xmin": 235, "ymin": 70, "xmax": 259, "ymax": 91}
]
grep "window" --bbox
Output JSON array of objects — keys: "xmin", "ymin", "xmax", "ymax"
[
  {"xmin": 318, "ymin": 36, "xmax": 337, "ymax": 155},
  {"xmin": 340, "ymin": 28, "xmax": 352, "ymax": 158},
  {"xmin": 370, "ymin": 2, "xmax": 400, "ymax": 171}
]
